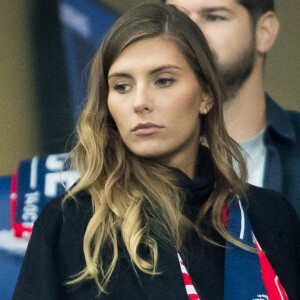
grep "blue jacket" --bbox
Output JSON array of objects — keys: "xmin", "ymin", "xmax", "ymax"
[{"xmin": 263, "ymin": 95, "xmax": 300, "ymax": 217}]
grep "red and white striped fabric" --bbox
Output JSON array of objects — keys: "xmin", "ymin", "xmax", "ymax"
[
  {"xmin": 252, "ymin": 234, "xmax": 288, "ymax": 300},
  {"xmin": 177, "ymin": 219, "xmax": 288, "ymax": 300},
  {"xmin": 177, "ymin": 253, "xmax": 200, "ymax": 300}
]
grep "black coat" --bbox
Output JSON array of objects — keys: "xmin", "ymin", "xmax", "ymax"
[{"xmin": 12, "ymin": 184, "xmax": 300, "ymax": 300}]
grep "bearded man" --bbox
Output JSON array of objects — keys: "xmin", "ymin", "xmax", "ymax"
[{"xmin": 164, "ymin": 0, "xmax": 300, "ymax": 217}]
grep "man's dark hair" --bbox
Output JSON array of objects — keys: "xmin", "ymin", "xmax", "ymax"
[
  {"xmin": 239, "ymin": 0, "xmax": 274, "ymax": 22},
  {"xmin": 161, "ymin": 0, "xmax": 275, "ymax": 22}
]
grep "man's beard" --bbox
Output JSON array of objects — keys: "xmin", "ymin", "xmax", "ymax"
[{"xmin": 218, "ymin": 38, "xmax": 256, "ymax": 100}]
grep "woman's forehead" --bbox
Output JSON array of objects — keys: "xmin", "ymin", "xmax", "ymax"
[{"xmin": 108, "ymin": 37, "xmax": 192, "ymax": 77}]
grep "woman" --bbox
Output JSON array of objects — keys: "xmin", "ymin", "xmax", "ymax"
[{"xmin": 13, "ymin": 4, "xmax": 299, "ymax": 300}]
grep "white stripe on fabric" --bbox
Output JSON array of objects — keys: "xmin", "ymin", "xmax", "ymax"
[
  {"xmin": 10, "ymin": 192, "xmax": 17, "ymax": 200},
  {"xmin": 180, "ymin": 263, "xmax": 188, "ymax": 274},
  {"xmin": 30, "ymin": 156, "xmax": 39, "ymax": 189},
  {"xmin": 252, "ymin": 233, "xmax": 262, "ymax": 251},
  {"xmin": 275, "ymin": 277, "xmax": 285, "ymax": 300},
  {"xmin": 186, "ymin": 285, "xmax": 198, "ymax": 294},
  {"xmin": 238, "ymin": 199, "xmax": 245, "ymax": 239}
]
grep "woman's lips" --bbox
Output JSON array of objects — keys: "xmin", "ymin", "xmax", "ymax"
[{"xmin": 132, "ymin": 123, "xmax": 164, "ymax": 136}]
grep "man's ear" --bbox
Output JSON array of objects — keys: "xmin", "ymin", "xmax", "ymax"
[
  {"xmin": 199, "ymin": 92, "xmax": 214, "ymax": 115},
  {"xmin": 256, "ymin": 11, "xmax": 280, "ymax": 55}
]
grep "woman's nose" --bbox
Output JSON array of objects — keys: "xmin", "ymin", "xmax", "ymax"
[{"xmin": 133, "ymin": 85, "xmax": 154, "ymax": 114}]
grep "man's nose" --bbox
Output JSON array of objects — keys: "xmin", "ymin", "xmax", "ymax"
[
  {"xmin": 189, "ymin": 12, "xmax": 200, "ymax": 24},
  {"xmin": 133, "ymin": 85, "xmax": 154, "ymax": 114}
]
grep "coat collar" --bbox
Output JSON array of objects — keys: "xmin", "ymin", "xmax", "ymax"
[{"xmin": 265, "ymin": 94, "xmax": 296, "ymax": 142}]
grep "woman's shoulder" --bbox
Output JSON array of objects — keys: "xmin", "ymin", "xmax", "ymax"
[{"xmin": 34, "ymin": 189, "xmax": 92, "ymax": 240}]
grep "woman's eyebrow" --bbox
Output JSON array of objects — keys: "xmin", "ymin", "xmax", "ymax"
[
  {"xmin": 108, "ymin": 73, "xmax": 132, "ymax": 80},
  {"xmin": 108, "ymin": 65, "xmax": 182, "ymax": 80},
  {"xmin": 149, "ymin": 65, "xmax": 182, "ymax": 75}
]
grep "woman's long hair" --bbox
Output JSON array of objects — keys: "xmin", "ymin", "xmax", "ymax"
[{"xmin": 64, "ymin": 4, "xmax": 248, "ymax": 293}]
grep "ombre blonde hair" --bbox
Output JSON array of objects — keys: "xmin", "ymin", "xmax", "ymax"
[{"xmin": 64, "ymin": 4, "xmax": 248, "ymax": 294}]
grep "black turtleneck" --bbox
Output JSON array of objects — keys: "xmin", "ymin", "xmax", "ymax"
[{"xmin": 174, "ymin": 146, "xmax": 226, "ymax": 300}]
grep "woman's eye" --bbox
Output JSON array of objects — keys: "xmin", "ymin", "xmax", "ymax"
[
  {"xmin": 156, "ymin": 78, "xmax": 175, "ymax": 87},
  {"xmin": 114, "ymin": 83, "xmax": 131, "ymax": 93}
]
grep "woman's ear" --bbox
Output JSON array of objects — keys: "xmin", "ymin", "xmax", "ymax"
[
  {"xmin": 199, "ymin": 92, "xmax": 213, "ymax": 115},
  {"xmin": 256, "ymin": 11, "xmax": 280, "ymax": 55}
]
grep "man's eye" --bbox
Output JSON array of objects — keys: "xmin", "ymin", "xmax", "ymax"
[
  {"xmin": 114, "ymin": 84, "xmax": 131, "ymax": 93},
  {"xmin": 156, "ymin": 78, "xmax": 175, "ymax": 87},
  {"xmin": 205, "ymin": 14, "xmax": 227, "ymax": 21}
]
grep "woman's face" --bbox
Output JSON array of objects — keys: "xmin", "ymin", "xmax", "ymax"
[{"xmin": 107, "ymin": 36, "xmax": 211, "ymax": 176}]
